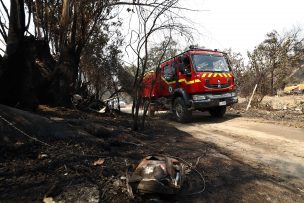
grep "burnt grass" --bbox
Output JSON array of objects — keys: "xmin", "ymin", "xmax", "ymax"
[{"xmin": 0, "ymin": 105, "xmax": 303, "ymax": 202}]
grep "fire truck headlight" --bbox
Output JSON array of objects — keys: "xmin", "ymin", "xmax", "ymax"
[
  {"xmin": 192, "ymin": 95, "xmax": 206, "ymax": 101},
  {"xmin": 231, "ymin": 92, "xmax": 237, "ymax": 97}
]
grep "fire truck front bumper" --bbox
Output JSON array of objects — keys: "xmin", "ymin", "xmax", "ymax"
[{"xmin": 190, "ymin": 92, "xmax": 238, "ymax": 109}]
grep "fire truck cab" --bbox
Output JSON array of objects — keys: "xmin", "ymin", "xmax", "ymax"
[{"xmin": 143, "ymin": 46, "xmax": 238, "ymax": 122}]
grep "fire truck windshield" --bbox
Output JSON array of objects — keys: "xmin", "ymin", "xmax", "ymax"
[{"xmin": 192, "ymin": 54, "xmax": 230, "ymax": 72}]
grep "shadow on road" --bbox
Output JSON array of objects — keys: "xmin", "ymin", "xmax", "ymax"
[{"xmin": 151, "ymin": 109, "xmax": 241, "ymax": 125}]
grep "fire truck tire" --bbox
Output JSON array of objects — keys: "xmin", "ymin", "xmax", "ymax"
[
  {"xmin": 208, "ymin": 106, "xmax": 226, "ymax": 118},
  {"xmin": 173, "ymin": 97, "xmax": 192, "ymax": 122}
]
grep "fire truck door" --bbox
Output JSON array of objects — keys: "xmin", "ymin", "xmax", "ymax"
[{"xmin": 162, "ymin": 64, "xmax": 176, "ymax": 96}]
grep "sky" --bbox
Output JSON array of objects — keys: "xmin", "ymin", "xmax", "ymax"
[
  {"xmin": 179, "ymin": 0, "xmax": 304, "ymax": 57},
  {"xmin": 1, "ymin": 0, "xmax": 303, "ymax": 62}
]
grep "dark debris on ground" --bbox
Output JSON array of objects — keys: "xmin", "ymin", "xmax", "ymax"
[{"xmin": 0, "ymin": 105, "xmax": 302, "ymax": 202}]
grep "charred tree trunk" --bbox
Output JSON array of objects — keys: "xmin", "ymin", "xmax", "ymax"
[
  {"xmin": 47, "ymin": 45, "xmax": 81, "ymax": 106},
  {"xmin": 0, "ymin": 0, "xmax": 61, "ymax": 109},
  {"xmin": 48, "ymin": 61, "xmax": 72, "ymax": 106},
  {"xmin": 270, "ymin": 69, "xmax": 274, "ymax": 95},
  {"xmin": 46, "ymin": 0, "xmax": 82, "ymax": 106},
  {"xmin": 0, "ymin": 0, "xmax": 38, "ymax": 109}
]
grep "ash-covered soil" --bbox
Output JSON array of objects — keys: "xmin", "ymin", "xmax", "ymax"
[{"xmin": 0, "ymin": 104, "xmax": 303, "ymax": 202}]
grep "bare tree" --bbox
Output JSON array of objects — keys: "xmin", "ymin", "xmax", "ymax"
[
  {"xmin": 141, "ymin": 35, "xmax": 175, "ymax": 127},
  {"xmin": 125, "ymin": 0, "xmax": 194, "ymax": 130},
  {"xmin": 223, "ymin": 48, "xmax": 245, "ymax": 90}
]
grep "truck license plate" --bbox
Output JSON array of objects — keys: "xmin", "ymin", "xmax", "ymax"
[{"xmin": 219, "ymin": 101, "xmax": 226, "ymax": 106}]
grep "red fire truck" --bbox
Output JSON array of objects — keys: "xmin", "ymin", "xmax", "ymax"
[{"xmin": 142, "ymin": 46, "xmax": 238, "ymax": 122}]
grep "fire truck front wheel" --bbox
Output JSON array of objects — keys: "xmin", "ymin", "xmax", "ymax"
[
  {"xmin": 173, "ymin": 97, "xmax": 192, "ymax": 122},
  {"xmin": 208, "ymin": 106, "xmax": 226, "ymax": 118}
]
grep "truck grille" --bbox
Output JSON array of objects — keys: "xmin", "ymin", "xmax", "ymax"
[{"xmin": 205, "ymin": 83, "xmax": 230, "ymax": 89}]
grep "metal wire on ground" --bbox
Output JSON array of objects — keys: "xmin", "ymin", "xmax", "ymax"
[
  {"xmin": 0, "ymin": 110, "xmax": 111, "ymax": 159},
  {"xmin": 0, "ymin": 110, "xmax": 51, "ymax": 146}
]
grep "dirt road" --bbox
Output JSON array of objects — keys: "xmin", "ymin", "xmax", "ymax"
[{"xmin": 170, "ymin": 112, "xmax": 304, "ymax": 185}]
